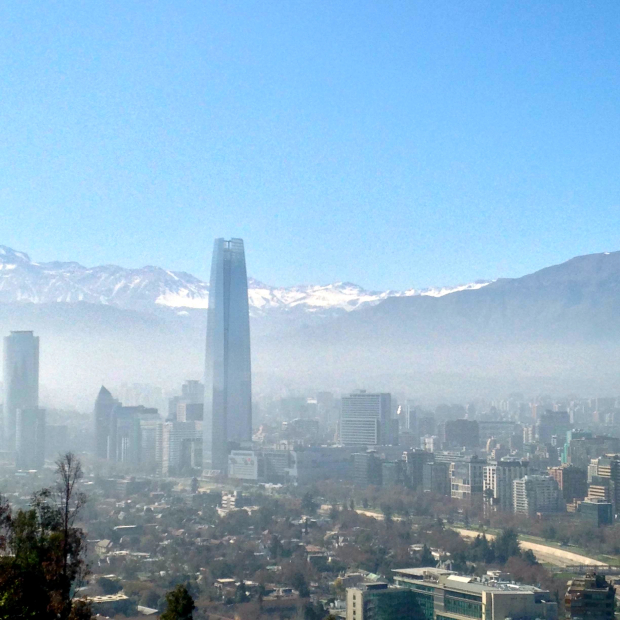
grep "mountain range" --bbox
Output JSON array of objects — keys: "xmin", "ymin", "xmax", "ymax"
[
  {"xmin": 0, "ymin": 245, "xmax": 490, "ymax": 316},
  {"xmin": 1, "ymin": 245, "xmax": 620, "ymax": 407}
]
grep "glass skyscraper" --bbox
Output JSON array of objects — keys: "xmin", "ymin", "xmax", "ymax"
[
  {"xmin": 3, "ymin": 330, "xmax": 39, "ymax": 452},
  {"xmin": 203, "ymin": 238, "xmax": 252, "ymax": 473}
]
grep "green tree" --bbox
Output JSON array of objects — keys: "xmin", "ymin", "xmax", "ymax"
[
  {"xmin": 161, "ymin": 584, "xmax": 195, "ymax": 620},
  {"xmin": 419, "ymin": 544, "xmax": 436, "ymax": 567},
  {"xmin": 494, "ymin": 528, "xmax": 521, "ymax": 564},
  {"xmin": 235, "ymin": 580, "xmax": 249, "ymax": 603},
  {"xmin": 301, "ymin": 492, "xmax": 318, "ymax": 515},
  {"xmin": 291, "ymin": 572, "xmax": 310, "ymax": 598},
  {"xmin": 0, "ymin": 453, "xmax": 91, "ymax": 620}
]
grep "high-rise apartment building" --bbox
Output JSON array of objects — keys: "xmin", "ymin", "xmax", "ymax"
[
  {"xmin": 339, "ymin": 391, "xmax": 391, "ymax": 446},
  {"xmin": 565, "ymin": 574, "xmax": 615, "ymax": 619},
  {"xmin": 484, "ymin": 458, "xmax": 530, "ymax": 512},
  {"xmin": 548, "ymin": 464, "xmax": 587, "ymax": 503},
  {"xmin": 513, "ymin": 475, "xmax": 564, "ymax": 516},
  {"xmin": 203, "ymin": 238, "xmax": 252, "ymax": 474},
  {"xmin": 3, "ymin": 331, "xmax": 39, "ymax": 452}
]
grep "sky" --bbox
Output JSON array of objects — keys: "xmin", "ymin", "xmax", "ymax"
[{"xmin": 0, "ymin": 1, "xmax": 619, "ymax": 290}]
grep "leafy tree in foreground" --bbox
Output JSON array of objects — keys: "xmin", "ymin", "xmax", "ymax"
[
  {"xmin": 161, "ymin": 584, "xmax": 195, "ymax": 620},
  {"xmin": 0, "ymin": 453, "xmax": 91, "ymax": 620}
]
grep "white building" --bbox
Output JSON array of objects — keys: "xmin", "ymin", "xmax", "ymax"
[
  {"xmin": 484, "ymin": 458, "xmax": 530, "ymax": 511},
  {"xmin": 513, "ymin": 475, "xmax": 564, "ymax": 516},
  {"xmin": 339, "ymin": 391, "xmax": 391, "ymax": 446}
]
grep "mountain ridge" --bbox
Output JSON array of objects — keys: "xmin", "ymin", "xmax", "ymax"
[{"xmin": 0, "ymin": 245, "xmax": 491, "ymax": 316}]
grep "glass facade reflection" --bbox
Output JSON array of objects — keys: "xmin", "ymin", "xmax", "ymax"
[{"xmin": 203, "ymin": 238, "xmax": 252, "ymax": 473}]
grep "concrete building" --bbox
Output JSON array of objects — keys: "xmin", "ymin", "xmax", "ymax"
[
  {"xmin": 404, "ymin": 449, "xmax": 433, "ymax": 491},
  {"xmin": 565, "ymin": 573, "xmax": 615, "ymax": 619},
  {"xmin": 340, "ymin": 391, "xmax": 391, "ymax": 446},
  {"xmin": 423, "ymin": 461, "xmax": 450, "ymax": 496},
  {"xmin": 578, "ymin": 499, "xmax": 613, "ymax": 527},
  {"xmin": 3, "ymin": 331, "xmax": 39, "ymax": 452},
  {"xmin": 346, "ymin": 583, "xmax": 415, "ymax": 620},
  {"xmin": 548, "ymin": 464, "xmax": 587, "ymax": 503},
  {"xmin": 444, "ymin": 419, "xmax": 479, "ymax": 449},
  {"xmin": 109, "ymin": 405, "xmax": 142, "ymax": 465},
  {"xmin": 345, "ymin": 567, "xmax": 558, "ymax": 620},
  {"xmin": 536, "ymin": 410, "xmax": 570, "ymax": 445},
  {"xmin": 589, "ymin": 454, "xmax": 620, "ymax": 514},
  {"xmin": 353, "ymin": 452, "xmax": 382, "ymax": 487},
  {"xmin": 484, "ymin": 458, "xmax": 530, "ymax": 512},
  {"xmin": 16, "ymin": 408, "xmax": 45, "ymax": 469},
  {"xmin": 450, "ymin": 456, "xmax": 486, "ymax": 503},
  {"xmin": 513, "ymin": 475, "xmax": 564, "ymax": 516},
  {"xmin": 203, "ymin": 238, "xmax": 252, "ymax": 474}
]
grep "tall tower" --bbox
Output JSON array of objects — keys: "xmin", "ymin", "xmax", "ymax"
[
  {"xmin": 3, "ymin": 331, "xmax": 39, "ymax": 452},
  {"xmin": 203, "ymin": 238, "xmax": 252, "ymax": 473},
  {"xmin": 94, "ymin": 386, "xmax": 118, "ymax": 459}
]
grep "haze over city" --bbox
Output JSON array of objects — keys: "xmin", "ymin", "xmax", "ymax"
[{"xmin": 1, "ymin": 3, "xmax": 620, "ymax": 620}]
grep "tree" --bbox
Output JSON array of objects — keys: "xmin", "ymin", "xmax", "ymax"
[
  {"xmin": 161, "ymin": 584, "xmax": 195, "ymax": 620},
  {"xmin": 494, "ymin": 528, "xmax": 521, "ymax": 564},
  {"xmin": 0, "ymin": 453, "xmax": 91, "ymax": 620},
  {"xmin": 419, "ymin": 544, "xmax": 436, "ymax": 567},
  {"xmin": 291, "ymin": 572, "xmax": 310, "ymax": 598},
  {"xmin": 235, "ymin": 580, "xmax": 249, "ymax": 603},
  {"xmin": 301, "ymin": 492, "xmax": 318, "ymax": 515}
]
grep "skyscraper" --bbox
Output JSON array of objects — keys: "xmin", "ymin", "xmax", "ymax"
[
  {"xmin": 3, "ymin": 331, "xmax": 39, "ymax": 452},
  {"xmin": 94, "ymin": 386, "xmax": 118, "ymax": 459},
  {"xmin": 203, "ymin": 238, "xmax": 252, "ymax": 473}
]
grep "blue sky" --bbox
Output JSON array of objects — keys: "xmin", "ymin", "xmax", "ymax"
[{"xmin": 0, "ymin": 1, "xmax": 619, "ymax": 289}]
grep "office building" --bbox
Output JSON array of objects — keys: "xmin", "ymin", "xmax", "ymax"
[
  {"xmin": 3, "ymin": 331, "xmax": 39, "ymax": 452},
  {"xmin": 382, "ymin": 460, "xmax": 404, "ymax": 487},
  {"xmin": 16, "ymin": 408, "xmax": 45, "ymax": 469},
  {"xmin": 536, "ymin": 410, "xmax": 570, "ymax": 445},
  {"xmin": 94, "ymin": 386, "xmax": 119, "ymax": 459},
  {"xmin": 444, "ymin": 419, "xmax": 479, "ymax": 449},
  {"xmin": 203, "ymin": 238, "xmax": 252, "ymax": 474},
  {"xmin": 346, "ymin": 583, "xmax": 415, "ymax": 620},
  {"xmin": 161, "ymin": 421, "xmax": 202, "ymax": 476},
  {"xmin": 340, "ymin": 392, "xmax": 391, "ymax": 446},
  {"xmin": 108, "ymin": 405, "xmax": 142, "ymax": 465},
  {"xmin": 450, "ymin": 456, "xmax": 486, "ymax": 503},
  {"xmin": 590, "ymin": 454, "xmax": 620, "ymax": 514},
  {"xmin": 352, "ymin": 567, "xmax": 558, "ymax": 620},
  {"xmin": 484, "ymin": 458, "xmax": 530, "ymax": 512},
  {"xmin": 423, "ymin": 461, "xmax": 450, "ymax": 496},
  {"xmin": 578, "ymin": 499, "xmax": 613, "ymax": 527},
  {"xmin": 564, "ymin": 432, "xmax": 620, "ymax": 469},
  {"xmin": 353, "ymin": 452, "xmax": 383, "ymax": 487},
  {"xmin": 565, "ymin": 574, "xmax": 615, "ymax": 619},
  {"xmin": 405, "ymin": 449, "xmax": 433, "ymax": 491},
  {"xmin": 548, "ymin": 464, "xmax": 587, "ymax": 503},
  {"xmin": 513, "ymin": 475, "xmax": 564, "ymax": 516}
]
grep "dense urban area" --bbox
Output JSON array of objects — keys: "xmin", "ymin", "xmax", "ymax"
[{"xmin": 3, "ymin": 243, "xmax": 620, "ymax": 620}]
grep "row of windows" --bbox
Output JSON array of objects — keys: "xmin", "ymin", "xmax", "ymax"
[{"xmin": 444, "ymin": 596, "xmax": 483, "ymax": 619}]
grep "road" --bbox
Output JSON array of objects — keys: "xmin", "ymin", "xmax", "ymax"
[
  {"xmin": 454, "ymin": 528, "xmax": 605, "ymax": 568},
  {"xmin": 327, "ymin": 507, "xmax": 604, "ymax": 568}
]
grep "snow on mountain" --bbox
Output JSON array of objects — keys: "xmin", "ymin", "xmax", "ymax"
[{"xmin": 0, "ymin": 245, "xmax": 491, "ymax": 315}]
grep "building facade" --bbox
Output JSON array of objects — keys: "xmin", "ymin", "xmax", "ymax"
[
  {"xmin": 3, "ymin": 331, "xmax": 39, "ymax": 452},
  {"xmin": 203, "ymin": 238, "xmax": 252, "ymax": 474},
  {"xmin": 340, "ymin": 392, "xmax": 391, "ymax": 446},
  {"xmin": 346, "ymin": 568, "xmax": 557, "ymax": 620},
  {"xmin": 513, "ymin": 475, "xmax": 564, "ymax": 516}
]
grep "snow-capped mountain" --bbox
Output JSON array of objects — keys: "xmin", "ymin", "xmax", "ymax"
[{"xmin": 0, "ymin": 245, "xmax": 491, "ymax": 315}]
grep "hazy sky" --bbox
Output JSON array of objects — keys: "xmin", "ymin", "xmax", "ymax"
[{"xmin": 1, "ymin": 1, "xmax": 619, "ymax": 290}]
